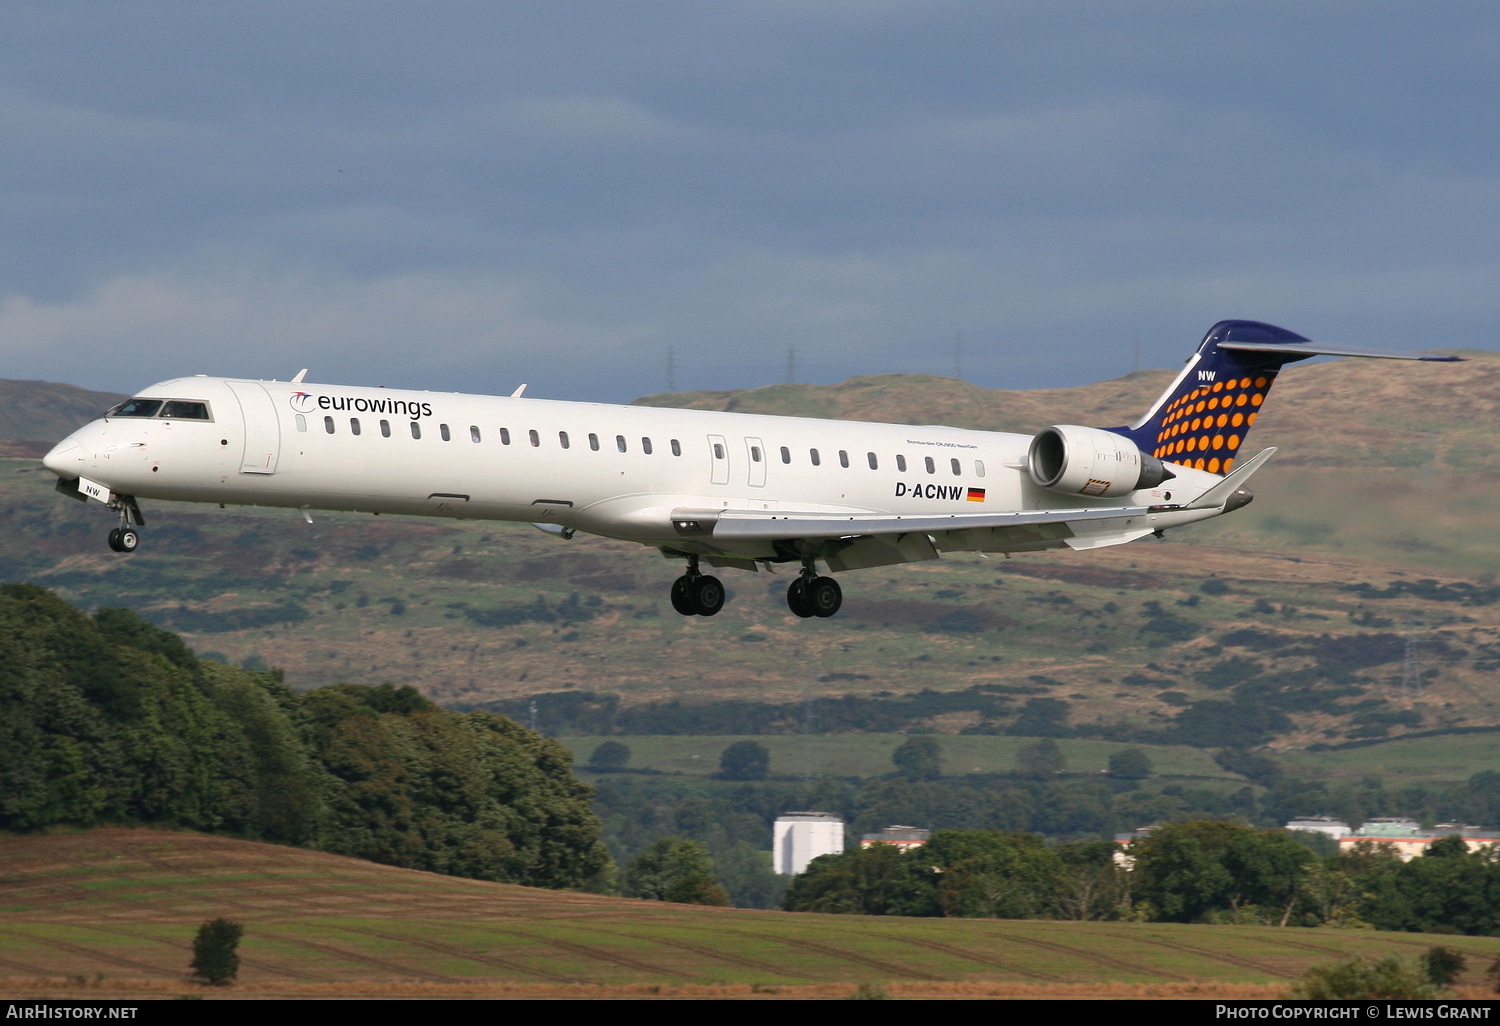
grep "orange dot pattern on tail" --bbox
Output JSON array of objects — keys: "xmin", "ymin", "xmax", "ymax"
[{"xmin": 1151, "ymin": 374, "xmax": 1273, "ymax": 474}]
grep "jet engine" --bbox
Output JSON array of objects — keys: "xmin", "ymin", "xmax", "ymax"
[{"xmin": 1027, "ymin": 424, "xmax": 1171, "ymax": 498}]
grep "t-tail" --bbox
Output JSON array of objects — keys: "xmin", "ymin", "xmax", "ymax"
[{"xmin": 1105, "ymin": 320, "xmax": 1461, "ymax": 476}]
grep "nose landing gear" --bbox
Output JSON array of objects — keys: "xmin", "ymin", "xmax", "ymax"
[
  {"xmin": 669, "ymin": 555, "xmax": 725, "ymax": 616},
  {"xmin": 105, "ymin": 497, "xmax": 144, "ymax": 553},
  {"xmin": 786, "ymin": 562, "xmax": 841, "ymax": 618}
]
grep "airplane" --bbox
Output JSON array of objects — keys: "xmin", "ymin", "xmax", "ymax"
[{"xmin": 40, "ymin": 320, "xmax": 1459, "ymax": 620}]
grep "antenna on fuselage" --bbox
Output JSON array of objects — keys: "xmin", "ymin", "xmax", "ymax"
[
  {"xmin": 291, "ymin": 369, "xmax": 308, "ymax": 383},
  {"xmin": 510, "ymin": 384, "xmax": 527, "ymax": 398}
]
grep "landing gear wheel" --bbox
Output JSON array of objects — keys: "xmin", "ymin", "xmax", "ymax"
[
  {"xmin": 807, "ymin": 576, "xmax": 842, "ymax": 618},
  {"xmin": 107, "ymin": 528, "xmax": 123, "ymax": 552},
  {"xmin": 690, "ymin": 575, "xmax": 725, "ymax": 617},
  {"xmin": 670, "ymin": 575, "xmax": 696, "ymax": 616},
  {"xmin": 118, "ymin": 528, "xmax": 139, "ymax": 553},
  {"xmin": 786, "ymin": 579, "xmax": 815, "ymax": 618}
]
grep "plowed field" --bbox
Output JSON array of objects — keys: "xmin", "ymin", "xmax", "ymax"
[{"xmin": 2, "ymin": 830, "xmax": 1496, "ymax": 999}]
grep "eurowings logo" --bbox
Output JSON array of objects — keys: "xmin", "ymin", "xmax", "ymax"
[{"xmin": 289, "ymin": 391, "xmax": 315, "ymax": 413}]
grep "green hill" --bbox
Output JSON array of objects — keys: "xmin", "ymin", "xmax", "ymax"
[{"xmin": 0, "ymin": 379, "xmax": 125, "ymax": 454}]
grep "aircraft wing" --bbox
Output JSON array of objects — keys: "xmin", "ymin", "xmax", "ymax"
[
  {"xmin": 684, "ymin": 503, "xmax": 1156, "ymax": 542},
  {"xmin": 1215, "ymin": 341, "xmax": 1463, "ymax": 362}
]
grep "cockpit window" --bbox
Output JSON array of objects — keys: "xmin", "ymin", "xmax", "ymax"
[
  {"xmin": 106, "ymin": 398, "xmax": 213, "ymax": 420},
  {"xmin": 109, "ymin": 399, "xmax": 162, "ymax": 418},
  {"xmin": 160, "ymin": 400, "xmax": 210, "ymax": 420}
]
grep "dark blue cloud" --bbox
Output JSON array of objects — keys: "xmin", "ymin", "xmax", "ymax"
[{"xmin": 0, "ymin": 1, "xmax": 1495, "ymax": 402}]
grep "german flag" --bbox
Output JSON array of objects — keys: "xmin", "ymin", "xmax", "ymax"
[{"xmin": 966, "ymin": 487, "xmax": 986, "ymax": 502}]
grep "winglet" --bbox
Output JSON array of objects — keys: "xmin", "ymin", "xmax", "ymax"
[
  {"xmin": 291, "ymin": 369, "xmax": 309, "ymax": 383},
  {"xmin": 510, "ymin": 384, "xmax": 527, "ymax": 398},
  {"xmin": 1184, "ymin": 447, "xmax": 1276, "ymax": 509}
]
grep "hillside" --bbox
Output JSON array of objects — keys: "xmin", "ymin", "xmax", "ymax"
[
  {"xmin": 635, "ymin": 350, "xmax": 1489, "ymax": 470},
  {"xmin": 0, "ymin": 829, "xmax": 1492, "ymax": 998},
  {"xmin": 0, "ymin": 351, "xmax": 1493, "ymax": 753},
  {"xmin": 0, "ymin": 379, "xmax": 126, "ymax": 455}
]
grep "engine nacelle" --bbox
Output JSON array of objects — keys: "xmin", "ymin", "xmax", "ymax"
[{"xmin": 1027, "ymin": 424, "xmax": 1171, "ymax": 498}]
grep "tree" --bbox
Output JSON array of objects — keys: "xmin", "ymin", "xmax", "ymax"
[
  {"xmin": 1293, "ymin": 955, "xmax": 1437, "ymax": 1000},
  {"xmin": 892, "ymin": 736, "xmax": 943, "ymax": 781},
  {"xmin": 1423, "ymin": 946, "xmax": 1467, "ymax": 986},
  {"xmin": 718, "ymin": 740, "xmax": 770, "ymax": 780},
  {"xmin": 927, "ymin": 831, "xmax": 1066, "ymax": 919},
  {"xmin": 1054, "ymin": 840, "xmax": 1129, "ymax": 920},
  {"xmin": 712, "ymin": 841, "xmax": 787, "ymax": 909},
  {"xmin": 1015, "ymin": 738, "xmax": 1065, "ymax": 779},
  {"xmin": 782, "ymin": 844, "xmax": 936, "ymax": 916},
  {"xmin": 622, "ymin": 837, "xmax": 729, "ymax": 905},
  {"xmin": 587, "ymin": 740, "xmax": 631, "ymax": 771},
  {"xmin": 1107, "ymin": 748, "xmax": 1152, "ymax": 780},
  {"xmin": 190, "ymin": 918, "xmax": 243, "ymax": 984}
]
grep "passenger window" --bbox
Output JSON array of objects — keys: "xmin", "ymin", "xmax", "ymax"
[
  {"xmin": 951, "ymin": 458, "xmax": 961, "ymax": 476},
  {"xmin": 589, "ymin": 433, "xmax": 600, "ymax": 451},
  {"xmin": 410, "ymin": 421, "xmax": 421, "ymax": 439},
  {"xmin": 440, "ymin": 424, "xmax": 451, "ymax": 441},
  {"xmin": 529, "ymin": 429, "xmax": 539, "ymax": 447},
  {"xmin": 925, "ymin": 456, "xmax": 935, "ymax": 474},
  {"xmin": 713, "ymin": 443, "xmax": 724, "ymax": 459},
  {"xmin": 350, "ymin": 418, "xmax": 361, "ymax": 435},
  {"xmin": 324, "ymin": 416, "xmax": 335, "ymax": 434},
  {"xmin": 896, "ymin": 454, "xmax": 906, "ymax": 472},
  {"xmin": 838, "ymin": 450, "xmax": 849, "ymax": 468},
  {"xmin": 617, "ymin": 435, "xmax": 627, "ymax": 453},
  {"xmin": 380, "ymin": 420, "xmax": 391, "ymax": 437},
  {"xmin": 161, "ymin": 400, "xmax": 210, "ymax": 420},
  {"xmin": 750, "ymin": 445, "xmax": 762, "ymax": 462},
  {"xmin": 974, "ymin": 460, "xmax": 985, "ymax": 477},
  {"xmin": 671, "ymin": 439, "xmax": 682, "ymax": 456},
  {"xmin": 780, "ymin": 446, "xmax": 790, "ymax": 464},
  {"xmin": 867, "ymin": 452, "xmax": 877, "ymax": 470},
  {"xmin": 559, "ymin": 431, "xmax": 570, "ymax": 449},
  {"xmin": 110, "ymin": 399, "xmax": 162, "ymax": 418},
  {"xmin": 809, "ymin": 448, "xmax": 820, "ymax": 466},
  {"xmin": 500, "ymin": 427, "xmax": 511, "ymax": 445},
  {"xmin": 470, "ymin": 426, "xmax": 480, "ymax": 443},
  {"xmin": 642, "ymin": 437, "xmax": 653, "ymax": 455},
  {"xmin": 295, "ymin": 414, "xmax": 307, "ymax": 432}
]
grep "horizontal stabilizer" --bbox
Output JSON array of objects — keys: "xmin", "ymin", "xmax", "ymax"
[
  {"xmin": 1183, "ymin": 447, "xmax": 1276, "ymax": 510},
  {"xmin": 699, "ymin": 503, "xmax": 1156, "ymax": 542},
  {"xmin": 1216, "ymin": 341, "xmax": 1463, "ymax": 362}
]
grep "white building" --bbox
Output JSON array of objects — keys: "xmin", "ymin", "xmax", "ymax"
[
  {"xmin": 773, "ymin": 811, "xmax": 844, "ymax": 875},
  {"xmin": 1285, "ymin": 816, "xmax": 1351, "ymax": 839}
]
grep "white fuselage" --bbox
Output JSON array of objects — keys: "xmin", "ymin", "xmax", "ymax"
[{"xmin": 42, "ymin": 376, "xmax": 1226, "ymax": 565}]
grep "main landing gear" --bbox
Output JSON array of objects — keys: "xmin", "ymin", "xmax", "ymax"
[
  {"xmin": 105, "ymin": 498, "xmax": 142, "ymax": 553},
  {"xmin": 786, "ymin": 563, "xmax": 841, "ymax": 619},
  {"xmin": 670, "ymin": 556, "xmax": 725, "ymax": 617}
]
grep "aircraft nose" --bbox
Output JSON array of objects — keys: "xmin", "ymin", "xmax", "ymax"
[{"xmin": 42, "ymin": 437, "xmax": 83, "ymax": 478}]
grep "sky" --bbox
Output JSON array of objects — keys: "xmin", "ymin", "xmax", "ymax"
[{"xmin": 0, "ymin": 1, "xmax": 1497, "ymax": 402}]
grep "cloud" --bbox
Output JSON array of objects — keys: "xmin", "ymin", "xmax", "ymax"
[{"xmin": 0, "ymin": 2, "xmax": 1495, "ymax": 403}]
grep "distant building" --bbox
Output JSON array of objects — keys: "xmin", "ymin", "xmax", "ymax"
[
  {"xmin": 773, "ymin": 812, "xmax": 844, "ymax": 876},
  {"xmin": 1111, "ymin": 825, "xmax": 1158, "ymax": 871},
  {"xmin": 1285, "ymin": 817, "xmax": 1351, "ymax": 839},
  {"xmin": 1337, "ymin": 821, "xmax": 1500, "ymax": 862},
  {"xmin": 860, "ymin": 825, "xmax": 931, "ymax": 850}
]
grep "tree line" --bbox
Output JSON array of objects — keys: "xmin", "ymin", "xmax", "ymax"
[
  {"xmin": 0, "ymin": 583, "xmax": 608, "ymax": 888},
  {"xmin": 784, "ymin": 821, "xmax": 1500, "ymax": 934}
]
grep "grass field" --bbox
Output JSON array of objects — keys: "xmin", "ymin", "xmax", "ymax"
[
  {"xmin": 558, "ymin": 734, "xmax": 1236, "ymax": 781},
  {"xmin": 2, "ymin": 829, "xmax": 1497, "ymax": 999},
  {"xmin": 1275, "ymin": 731, "xmax": 1500, "ymax": 786},
  {"xmin": 560, "ymin": 731, "xmax": 1500, "ymax": 788}
]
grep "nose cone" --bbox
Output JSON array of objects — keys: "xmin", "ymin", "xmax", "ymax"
[{"xmin": 42, "ymin": 437, "xmax": 83, "ymax": 478}]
